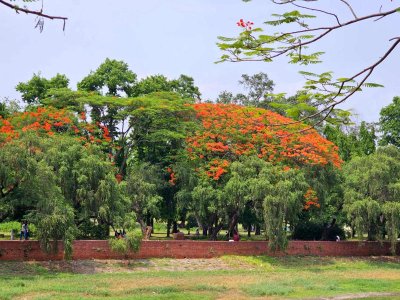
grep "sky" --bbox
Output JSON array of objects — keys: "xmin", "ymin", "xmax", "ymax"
[{"xmin": 1, "ymin": 0, "xmax": 399, "ymax": 123}]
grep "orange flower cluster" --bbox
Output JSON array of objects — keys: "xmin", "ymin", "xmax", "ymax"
[
  {"xmin": 304, "ymin": 187, "xmax": 320, "ymax": 210},
  {"xmin": 206, "ymin": 159, "xmax": 230, "ymax": 180},
  {"xmin": 0, "ymin": 117, "xmax": 18, "ymax": 142},
  {"xmin": 0, "ymin": 107, "xmax": 112, "ymax": 146},
  {"xmin": 187, "ymin": 103, "xmax": 342, "ymax": 181},
  {"xmin": 166, "ymin": 167, "xmax": 176, "ymax": 185}
]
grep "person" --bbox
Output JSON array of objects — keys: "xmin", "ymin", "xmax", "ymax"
[
  {"xmin": 20, "ymin": 221, "xmax": 28, "ymax": 240},
  {"xmin": 195, "ymin": 228, "xmax": 200, "ymax": 236},
  {"xmin": 233, "ymin": 231, "xmax": 240, "ymax": 242},
  {"xmin": 24, "ymin": 221, "xmax": 29, "ymax": 240}
]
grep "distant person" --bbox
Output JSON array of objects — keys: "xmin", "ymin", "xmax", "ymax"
[
  {"xmin": 20, "ymin": 221, "xmax": 28, "ymax": 240},
  {"xmin": 24, "ymin": 221, "xmax": 29, "ymax": 240},
  {"xmin": 233, "ymin": 231, "xmax": 240, "ymax": 242},
  {"xmin": 195, "ymin": 228, "xmax": 200, "ymax": 236}
]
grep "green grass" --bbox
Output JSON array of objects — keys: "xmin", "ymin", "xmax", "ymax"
[{"xmin": 1, "ymin": 256, "xmax": 400, "ymax": 299}]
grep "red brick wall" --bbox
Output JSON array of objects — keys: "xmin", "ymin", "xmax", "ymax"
[{"xmin": 0, "ymin": 240, "xmax": 398, "ymax": 261}]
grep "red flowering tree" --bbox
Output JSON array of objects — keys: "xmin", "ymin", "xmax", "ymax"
[
  {"xmin": 186, "ymin": 103, "xmax": 341, "ymax": 181},
  {"xmin": 175, "ymin": 103, "xmax": 342, "ymax": 243},
  {"xmin": 0, "ymin": 106, "xmax": 111, "ymax": 145}
]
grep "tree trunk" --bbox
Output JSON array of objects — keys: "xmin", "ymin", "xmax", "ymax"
[
  {"xmin": 167, "ymin": 219, "xmax": 172, "ymax": 237},
  {"xmin": 227, "ymin": 210, "xmax": 239, "ymax": 236},
  {"xmin": 202, "ymin": 227, "xmax": 208, "ymax": 236},
  {"xmin": 146, "ymin": 214, "xmax": 151, "ymax": 226},
  {"xmin": 173, "ymin": 221, "xmax": 178, "ymax": 234},
  {"xmin": 255, "ymin": 225, "xmax": 261, "ymax": 235},
  {"xmin": 194, "ymin": 213, "xmax": 203, "ymax": 229},
  {"xmin": 137, "ymin": 217, "xmax": 147, "ymax": 235},
  {"xmin": 210, "ymin": 223, "xmax": 224, "ymax": 240},
  {"xmin": 247, "ymin": 223, "xmax": 251, "ymax": 237}
]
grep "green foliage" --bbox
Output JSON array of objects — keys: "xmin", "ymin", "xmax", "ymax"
[
  {"xmin": 294, "ymin": 220, "xmax": 323, "ymax": 241},
  {"xmin": 108, "ymin": 230, "xmax": 142, "ymax": 254},
  {"xmin": 324, "ymin": 122, "xmax": 376, "ymax": 161},
  {"xmin": 261, "ymin": 166, "xmax": 308, "ymax": 250},
  {"xmin": 16, "ymin": 73, "xmax": 69, "ymax": 104},
  {"xmin": 108, "ymin": 238, "xmax": 128, "ymax": 254},
  {"xmin": 77, "ymin": 58, "xmax": 137, "ymax": 97},
  {"xmin": 21, "ymin": 157, "xmax": 76, "ymax": 258},
  {"xmin": 380, "ymin": 96, "xmax": 400, "ymax": 148},
  {"xmin": 344, "ymin": 199, "xmax": 381, "ymax": 241},
  {"xmin": 382, "ymin": 202, "xmax": 400, "ymax": 254},
  {"xmin": 0, "ymin": 131, "xmax": 130, "ymax": 255},
  {"xmin": 217, "ymin": 72, "xmax": 274, "ymax": 107},
  {"xmin": 343, "ymin": 146, "xmax": 400, "ymax": 245},
  {"xmin": 125, "ymin": 163, "xmax": 163, "ymax": 232},
  {"xmin": 217, "ymin": 2, "xmax": 390, "ymax": 126}
]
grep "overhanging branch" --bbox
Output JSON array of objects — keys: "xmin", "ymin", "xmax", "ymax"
[{"xmin": 0, "ymin": 0, "xmax": 67, "ymax": 30}]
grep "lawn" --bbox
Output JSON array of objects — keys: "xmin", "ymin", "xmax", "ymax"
[{"xmin": 1, "ymin": 256, "xmax": 400, "ymax": 299}]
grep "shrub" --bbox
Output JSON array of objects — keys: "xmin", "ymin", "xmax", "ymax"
[
  {"xmin": 292, "ymin": 220, "xmax": 345, "ymax": 241},
  {"xmin": 109, "ymin": 238, "xmax": 128, "ymax": 254},
  {"xmin": 292, "ymin": 221, "xmax": 324, "ymax": 240},
  {"xmin": 109, "ymin": 230, "xmax": 142, "ymax": 254}
]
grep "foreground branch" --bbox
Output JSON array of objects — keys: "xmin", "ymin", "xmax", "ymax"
[{"xmin": 0, "ymin": 0, "xmax": 67, "ymax": 30}]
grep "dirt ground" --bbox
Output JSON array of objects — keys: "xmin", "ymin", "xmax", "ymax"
[{"xmin": 1, "ymin": 257, "xmax": 257, "ymax": 275}]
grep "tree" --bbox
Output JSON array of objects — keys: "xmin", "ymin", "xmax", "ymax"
[
  {"xmin": 186, "ymin": 103, "xmax": 341, "ymax": 182},
  {"xmin": 260, "ymin": 164, "xmax": 308, "ymax": 250},
  {"xmin": 177, "ymin": 103, "xmax": 342, "ymax": 241},
  {"xmin": 0, "ymin": 135, "xmax": 76, "ymax": 257},
  {"xmin": 343, "ymin": 146, "xmax": 400, "ymax": 251},
  {"xmin": 218, "ymin": 1, "xmax": 400, "ymax": 128},
  {"xmin": 324, "ymin": 121, "xmax": 376, "ymax": 161},
  {"xmin": 0, "ymin": 0, "xmax": 67, "ymax": 31},
  {"xmin": 170, "ymin": 74, "xmax": 201, "ymax": 101},
  {"xmin": 379, "ymin": 96, "xmax": 400, "ymax": 148},
  {"xmin": 78, "ymin": 58, "xmax": 137, "ymax": 97},
  {"xmin": 132, "ymin": 74, "xmax": 201, "ymax": 101},
  {"xmin": 125, "ymin": 163, "xmax": 162, "ymax": 234},
  {"xmin": 16, "ymin": 73, "xmax": 69, "ymax": 104},
  {"xmin": 0, "ymin": 106, "xmax": 128, "ymax": 247},
  {"xmin": 217, "ymin": 72, "xmax": 274, "ymax": 107}
]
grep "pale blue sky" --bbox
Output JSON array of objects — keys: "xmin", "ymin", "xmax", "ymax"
[{"xmin": 1, "ymin": 0, "xmax": 399, "ymax": 122}]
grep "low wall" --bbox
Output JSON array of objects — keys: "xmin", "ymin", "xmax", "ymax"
[{"xmin": 0, "ymin": 240, "xmax": 398, "ymax": 261}]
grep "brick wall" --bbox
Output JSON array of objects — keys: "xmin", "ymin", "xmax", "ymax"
[{"xmin": 0, "ymin": 240, "xmax": 398, "ymax": 261}]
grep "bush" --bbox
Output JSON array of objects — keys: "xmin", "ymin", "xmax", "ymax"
[
  {"xmin": 292, "ymin": 221, "xmax": 324, "ymax": 241},
  {"xmin": 109, "ymin": 230, "xmax": 142, "ymax": 254},
  {"xmin": 292, "ymin": 220, "xmax": 345, "ymax": 241},
  {"xmin": 77, "ymin": 219, "xmax": 109, "ymax": 239},
  {"xmin": 109, "ymin": 238, "xmax": 128, "ymax": 254}
]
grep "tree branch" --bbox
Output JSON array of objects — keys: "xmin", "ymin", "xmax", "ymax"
[
  {"xmin": 0, "ymin": 0, "xmax": 67, "ymax": 30},
  {"xmin": 273, "ymin": 37, "xmax": 400, "ymax": 131},
  {"xmin": 291, "ymin": 2, "xmax": 341, "ymax": 26},
  {"xmin": 339, "ymin": 0, "xmax": 358, "ymax": 19}
]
